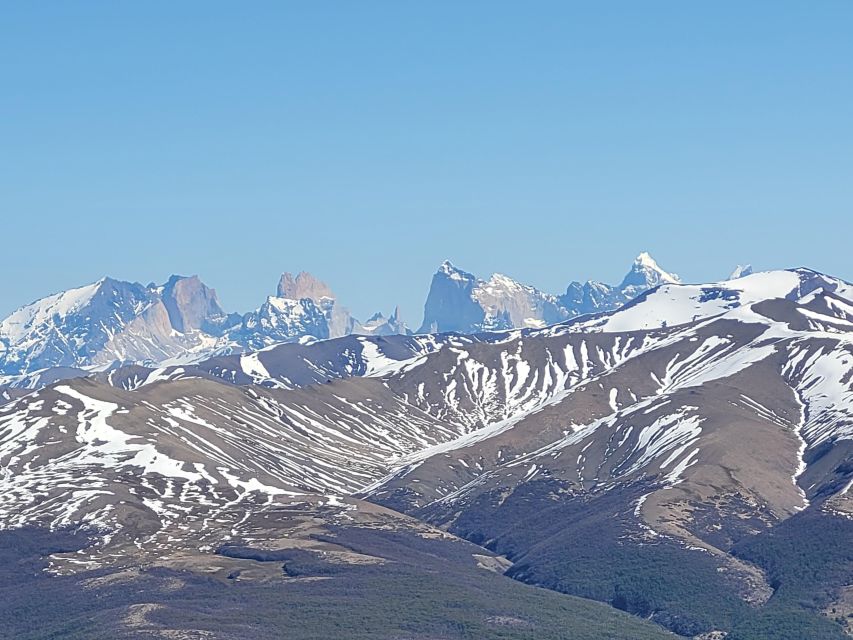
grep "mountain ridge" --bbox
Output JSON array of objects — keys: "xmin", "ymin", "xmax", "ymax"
[{"xmin": 0, "ymin": 256, "xmax": 814, "ymax": 388}]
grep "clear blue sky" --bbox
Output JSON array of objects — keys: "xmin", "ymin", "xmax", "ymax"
[{"xmin": 2, "ymin": 2, "xmax": 851, "ymax": 324}]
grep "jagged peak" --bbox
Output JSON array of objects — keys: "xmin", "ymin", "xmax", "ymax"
[
  {"xmin": 436, "ymin": 260, "xmax": 477, "ymax": 283},
  {"xmin": 620, "ymin": 252, "xmax": 680, "ymax": 290},
  {"xmin": 634, "ymin": 251, "xmax": 656, "ymax": 266},
  {"xmin": 633, "ymin": 252, "xmax": 678, "ymax": 278},
  {"xmin": 277, "ymin": 271, "xmax": 335, "ymax": 301},
  {"xmin": 439, "ymin": 259, "xmax": 456, "ymax": 272}
]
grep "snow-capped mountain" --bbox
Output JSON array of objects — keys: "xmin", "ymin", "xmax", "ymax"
[
  {"xmin": 228, "ymin": 294, "xmax": 330, "ymax": 349},
  {"xmin": 0, "ymin": 271, "xmax": 411, "ymax": 382},
  {"xmin": 2, "ymin": 265, "xmax": 852, "ymax": 638},
  {"xmin": 276, "ymin": 271, "xmax": 358, "ymax": 338},
  {"xmin": 420, "ymin": 253, "xmax": 680, "ymax": 333},
  {"xmin": 358, "ymin": 307, "xmax": 411, "ymax": 336},
  {"xmin": 0, "ymin": 256, "xmax": 832, "ymax": 392},
  {"xmin": 418, "ymin": 261, "xmax": 570, "ymax": 333},
  {"xmin": 0, "ymin": 275, "xmax": 234, "ymax": 377},
  {"xmin": 558, "ymin": 251, "xmax": 681, "ymax": 317},
  {"xmin": 228, "ymin": 272, "xmax": 411, "ymax": 348}
]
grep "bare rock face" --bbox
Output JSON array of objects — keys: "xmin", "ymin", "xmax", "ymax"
[
  {"xmin": 419, "ymin": 261, "xmax": 487, "ymax": 334},
  {"xmin": 277, "ymin": 272, "xmax": 335, "ymax": 301},
  {"xmin": 161, "ymin": 275, "xmax": 226, "ymax": 333},
  {"xmin": 273, "ymin": 272, "xmax": 357, "ymax": 338}
]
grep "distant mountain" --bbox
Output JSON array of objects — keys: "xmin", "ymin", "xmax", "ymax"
[
  {"xmin": 275, "ymin": 271, "xmax": 357, "ymax": 337},
  {"xmin": 232, "ymin": 272, "xmax": 411, "ymax": 347},
  {"xmin": 419, "ymin": 252, "xmax": 680, "ymax": 334},
  {"xmin": 358, "ymin": 307, "xmax": 411, "ymax": 336},
  {"xmin": 228, "ymin": 293, "xmax": 330, "ymax": 349},
  {"xmin": 229, "ymin": 272, "xmax": 354, "ymax": 349},
  {"xmin": 0, "ymin": 270, "xmax": 411, "ymax": 381},
  {"xmin": 559, "ymin": 251, "xmax": 681, "ymax": 316},
  {"xmin": 0, "ymin": 255, "xmax": 775, "ymax": 384},
  {"xmin": 419, "ymin": 261, "xmax": 569, "ymax": 333},
  {"xmin": 0, "ymin": 275, "xmax": 234, "ymax": 376}
]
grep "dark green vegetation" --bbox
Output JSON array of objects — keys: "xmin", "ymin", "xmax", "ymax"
[
  {"xmin": 420, "ymin": 478, "xmax": 851, "ymax": 639},
  {"xmin": 0, "ymin": 527, "xmax": 675, "ymax": 640},
  {"xmin": 729, "ymin": 511, "xmax": 853, "ymax": 640},
  {"xmin": 4, "ymin": 489, "xmax": 849, "ymax": 639}
]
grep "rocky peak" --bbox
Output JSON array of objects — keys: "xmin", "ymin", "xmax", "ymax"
[
  {"xmin": 160, "ymin": 275, "xmax": 225, "ymax": 333},
  {"xmin": 277, "ymin": 271, "xmax": 335, "ymax": 301},
  {"xmin": 437, "ymin": 260, "xmax": 478, "ymax": 284},
  {"xmin": 357, "ymin": 306, "xmax": 410, "ymax": 336},
  {"xmin": 419, "ymin": 261, "xmax": 485, "ymax": 333},
  {"xmin": 619, "ymin": 252, "xmax": 681, "ymax": 292}
]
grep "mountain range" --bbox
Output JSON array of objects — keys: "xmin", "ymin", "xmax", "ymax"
[
  {"xmin": 1, "ymin": 253, "xmax": 711, "ymax": 387},
  {"xmin": 0, "ymin": 271, "xmax": 409, "ymax": 384},
  {"xmin": 0, "ymin": 260, "xmax": 851, "ymax": 639},
  {"xmin": 419, "ymin": 251, "xmax": 682, "ymax": 333}
]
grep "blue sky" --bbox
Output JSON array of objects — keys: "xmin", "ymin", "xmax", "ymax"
[{"xmin": 2, "ymin": 2, "xmax": 851, "ymax": 324}]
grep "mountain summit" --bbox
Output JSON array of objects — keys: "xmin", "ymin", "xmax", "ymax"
[
  {"xmin": 0, "ymin": 275, "xmax": 233, "ymax": 376},
  {"xmin": 0, "ymin": 254, "xmax": 787, "ymax": 383},
  {"xmin": 420, "ymin": 253, "xmax": 681, "ymax": 334},
  {"xmin": 618, "ymin": 251, "xmax": 681, "ymax": 293}
]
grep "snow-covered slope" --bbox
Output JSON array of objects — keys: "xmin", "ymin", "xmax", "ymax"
[
  {"xmin": 567, "ymin": 267, "xmax": 853, "ymax": 333},
  {"xmin": 4, "ymin": 267, "xmax": 851, "ymax": 550}
]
